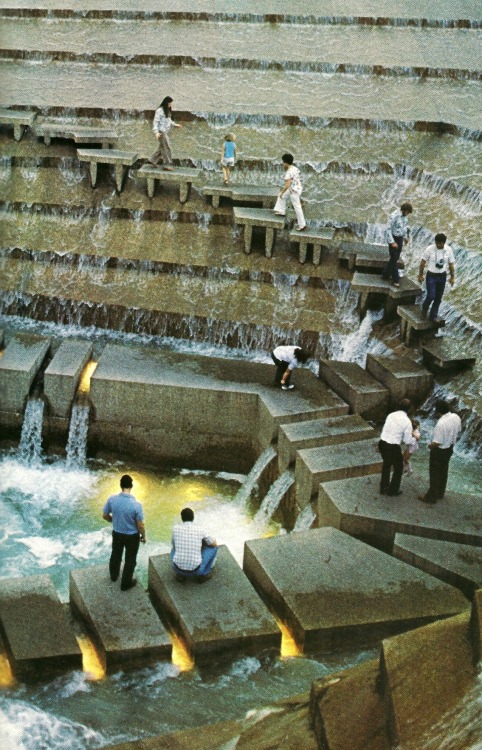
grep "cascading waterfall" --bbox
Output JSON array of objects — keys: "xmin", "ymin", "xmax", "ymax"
[
  {"xmin": 292, "ymin": 504, "xmax": 316, "ymax": 532},
  {"xmin": 65, "ymin": 402, "xmax": 90, "ymax": 467},
  {"xmin": 253, "ymin": 471, "xmax": 294, "ymax": 525},
  {"xmin": 17, "ymin": 398, "xmax": 44, "ymax": 464},
  {"xmin": 234, "ymin": 446, "xmax": 276, "ymax": 506}
]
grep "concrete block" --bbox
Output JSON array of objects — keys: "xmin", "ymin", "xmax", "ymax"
[
  {"xmin": 365, "ymin": 353, "xmax": 433, "ymax": 406},
  {"xmin": 422, "ymin": 339, "xmax": 477, "ymax": 373},
  {"xmin": 319, "ymin": 360, "xmax": 389, "ymax": 421},
  {"xmin": 393, "ymin": 534, "xmax": 482, "ymax": 597},
  {"xmin": 243, "ymin": 528, "xmax": 468, "ymax": 651},
  {"xmin": 295, "ymin": 438, "xmax": 381, "ymax": 509},
  {"xmin": 0, "ymin": 334, "xmax": 51, "ymax": 411},
  {"xmin": 471, "ymin": 589, "xmax": 482, "ymax": 663},
  {"xmin": 44, "ymin": 339, "xmax": 93, "ymax": 418},
  {"xmin": 0, "ymin": 574, "xmax": 81, "ymax": 678},
  {"xmin": 69, "ymin": 565, "xmax": 171, "ymax": 670},
  {"xmin": 278, "ymin": 414, "xmax": 376, "ymax": 471},
  {"xmin": 149, "ymin": 546, "xmax": 280, "ymax": 661}
]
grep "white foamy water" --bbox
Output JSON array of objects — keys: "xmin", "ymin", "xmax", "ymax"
[
  {"xmin": 17, "ymin": 399, "xmax": 45, "ymax": 465},
  {"xmin": 292, "ymin": 504, "xmax": 316, "ymax": 532},
  {"xmin": 253, "ymin": 471, "xmax": 294, "ymax": 525},
  {"xmin": 233, "ymin": 446, "xmax": 277, "ymax": 506},
  {"xmin": 66, "ymin": 403, "xmax": 90, "ymax": 467}
]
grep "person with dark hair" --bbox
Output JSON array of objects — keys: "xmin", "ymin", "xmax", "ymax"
[
  {"xmin": 148, "ymin": 96, "xmax": 182, "ymax": 170},
  {"xmin": 272, "ymin": 153, "xmax": 306, "ymax": 231},
  {"xmin": 382, "ymin": 202, "xmax": 413, "ymax": 287},
  {"xmin": 171, "ymin": 508, "xmax": 218, "ymax": 583},
  {"xmin": 102, "ymin": 474, "xmax": 146, "ymax": 591},
  {"xmin": 419, "ymin": 400, "xmax": 461, "ymax": 504},
  {"xmin": 271, "ymin": 345, "xmax": 309, "ymax": 390},
  {"xmin": 378, "ymin": 399, "xmax": 413, "ymax": 496},
  {"xmin": 418, "ymin": 233, "xmax": 456, "ymax": 322}
]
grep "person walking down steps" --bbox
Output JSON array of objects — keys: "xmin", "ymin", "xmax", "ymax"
[
  {"xmin": 148, "ymin": 96, "xmax": 182, "ymax": 171},
  {"xmin": 382, "ymin": 202, "xmax": 413, "ymax": 287},
  {"xmin": 273, "ymin": 153, "xmax": 306, "ymax": 231},
  {"xmin": 221, "ymin": 133, "xmax": 236, "ymax": 184}
]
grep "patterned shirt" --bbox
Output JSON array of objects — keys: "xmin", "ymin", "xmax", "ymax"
[
  {"xmin": 171, "ymin": 522, "xmax": 215, "ymax": 571},
  {"xmin": 385, "ymin": 210, "xmax": 410, "ymax": 244},
  {"xmin": 284, "ymin": 165, "xmax": 302, "ymax": 195}
]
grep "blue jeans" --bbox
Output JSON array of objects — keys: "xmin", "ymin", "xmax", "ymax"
[
  {"xmin": 382, "ymin": 235, "xmax": 403, "ymax": 283},
  {"xmin": 422, "ymin": 271, "xmax": 446, "ymax": 320},
  {"xmin": 171, "ymin": 546, "xmax": 218, "ymax": 578}
]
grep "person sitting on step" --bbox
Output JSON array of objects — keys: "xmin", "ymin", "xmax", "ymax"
[{"xmin": 171, "ymin": 507, "xmax": 218, "ymax": 583}]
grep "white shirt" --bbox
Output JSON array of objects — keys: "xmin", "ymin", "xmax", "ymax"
[
  {"xmin": 172, "ymin": 522, "xmax": 215, "ymax": 571},
  {"xmin": 284, "ymin": 165, "xmax": 302, "ymax": 195},
  {"xmin": 380, "ymin": 410, "xmax": 413, "ymax": 446},
  {"xmin": 152, "ymin": 108, "xmax": 177, "ymax": 134},
  {"xmin": 422, "ymin": 243, "xmax": 455, "ymax": 274},
  {"xmin": 273, "ymin": 345, "xmax": 300, "ymax": 370},
  {"xmin": 433, "ymin": 412, "xmax": 461, "ymax": 449}
]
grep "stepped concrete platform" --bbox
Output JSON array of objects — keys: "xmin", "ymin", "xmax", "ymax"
[
  {"xmin": 397, "ymin": 304, "xmax": 444, "ymax": 345},
  {"xmin": 0, "ymin": 107, "xmax": 37, "ymax": 141},
  {"xmin": 69, "ymin": 565, "xmax": 172, "ymax": 670},
  {"xmin": 289, "ymin": 227, "xmax": 336, "ymax": 265},
  {"xmin": 138, "ymin": 164, "xmax": 200, "ymax": 202},
  {"xmin": 472, "ymin": 589, "xmax": 482, "ymax": 662},
  {"xmin": 295, "ymin": 438, "xmax": 381, "ymax": 509},
  {"xmin": 310, "ymin": 658, "xmax": 390, "ymax": 750},
  {"xmin": 149, "ymin": 546, "xmax": 280, "ymax": 661},
  {"xmin": 36, "ymin": 121, "xmax": 117, "ymax": 148},
  {"xmin": 44, "ymin": 339, "xmax": 93, "ymax": 418},
  {"xmin": 0, "ymin": 333, "xmax": 51, "ymax": 411},
  {"xmin": 233, "ymin": 207, "xmax": 285, "ymax": 257},
  {"xmin": 380, "ymin": 609, "xmax": 475, "ymax": 749},
  {"xmin": 243, "ymin": 527, "xmax": 468, "ymax": 651},
  {"xmin": 319, "ymin": 359, "xmax": 389, "ymax": 421},
  {"xmin": 422, "ymin": 338, "xmax": 477, "ymax": 373},
  {"xmin": 335, "ymin": 240, "xmax": 386, "ymax": 271},
  {"xmin": 203, "ymin": 183, "xmax": 278, "ymax": 209},
  {"xmin": 365, "ymin": 353, "xmax": 433, "ymax": 406},
  {"xmin": 393, "ymin": 534, "xmax": 482, "ymax": 598},
  {"xmin": 77, "ymin": 148, "xmax": 138, "ymax": 192},
  {"xmin": 351, "ymin": 272, "xmax": 422, "ymax": 318},
  {"xmin": 277, "ymin": 413, "xmax": 376, "ymax": 471},
  {"xmin": 318, "ymin": 474, "xmax": 482, "ymax": 548},
  {"xmin": 0, "ymin": 574, "xmax": 82, "ymax": 678}
]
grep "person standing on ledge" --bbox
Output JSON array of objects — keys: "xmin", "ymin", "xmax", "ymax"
[
  {"xmin": 171, "ymin": 508, "xmax": 218, "ymax": 583},
  {"xmin": 102, "ymin": 474, "xmax": 146, "ymax": 591},
  {"xmin": 378, "ymin": 399, "xmax": 413, "ymax": 497},
  {"xmin": 418, "ymin": 233, "xmax": 456, "ymax": 322},
  {"xmin": 273, "ymin": 153, "xmax": 307, "ymax": 231},
  {"xmin": 419, "ymin": 400, "xmax": 461, "ymax": 505},
  {"xmin": 221, "ymin": 133, "xmax": 236, "ymax": 184},
  {"xmin": 382, "ymin": 201, "xmax": 413, "ymax": 287},
  {"xmin": 271, "ymin": 344, "xmax": 309, "ymax": 390},
  {"xmin": 148, "ymin": 96, "xmax": 182, "ymax": 171}
]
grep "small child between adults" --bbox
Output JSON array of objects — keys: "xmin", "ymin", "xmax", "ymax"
[
  {"xmin": 403, "ymin": 419, "xmax": 421, "ymax": 476},
  {"xmin": 221, "ymin": 133, "xmax": 236, "ymax": 184}
]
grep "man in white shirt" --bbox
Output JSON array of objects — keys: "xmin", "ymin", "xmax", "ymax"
[
  {"xmin": 271, "ymin": 344, "xmax": 309, "ymax": 390},
  {"xmin": 382, "ymin": 202, "xmax": 413, "ymax": 287},
  {"xmin": 418, "ymin": 233, "xmax": 456, "ymax": 321},
  {"xmin": 378, "ymin": 399, "xmax": 413, "ymax": 496},
  {"xmin": 171, "ymin": 507, "xmax": 218, "ymax": 582},
  {"xmin": 419, "ymin": 400, "xmax": 462, "ymax": 504},
  {"xmin": 272, "ymin": 153, "xmax": 306, "ymax": 231}
]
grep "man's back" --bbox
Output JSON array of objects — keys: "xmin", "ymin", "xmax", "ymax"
[
  {"xmin": 172, "ymin": 521, "xmax": 214, "ymax": 571},
  {"xmin": 104, "ymin": 492, "xmax": 143, "ymax": 535}
]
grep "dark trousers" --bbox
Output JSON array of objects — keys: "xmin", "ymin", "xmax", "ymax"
[
  {"xmin": 378, "ymin": 439, "xmax": 403, "ymax": 494},
  {"xmin": 422, "ymin": 271, "xmax": 446, "ymax": 320},
  {"xmin": 424, "ymin": 446, "xmax": 453, "ymax": 501},
  {"xmin": 110, "ymin": 531, "xmax": 140, "ymax": 589},
  {"xmin": 382, "ymin": 235, "xmax": 403, "ymax": 283},
  {"xmin": 271, "ymin": 353, "xmax": 291, "ymax": 386}
]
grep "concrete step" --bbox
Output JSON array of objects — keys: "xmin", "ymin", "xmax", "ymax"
[
  {"xmin": 0, "ymin": 574, "xmax": 82, "ymax": 678},
  {"xmin": 318, "ymin": 359, "xmax": 389, "ymax": 421},
  {"xmin": 44, "ymin": 338, "xmax": 92, "ymax": 417},
  {"xmin": 421, "ymin": 338, "xmax": 477, "ymax": 373},
  {"xmin": 243, "ymin": 527, "xmax": 469, "ymax": 652},
  {"xmin": 69, "ymin": 564, "xmax": 172, "ymax": 670},
  {"xmin": 365, "ymin": 353, "xmax": 433, "ymax": 407},
  {"xmin": 0, "ymin": 333, "xmax": 51, "ymax": 411},
  {"xmin": 148, "ymin": 546, "xmax": 280, "ymax": 661}
]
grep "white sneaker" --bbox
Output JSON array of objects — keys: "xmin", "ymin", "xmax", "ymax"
[{"xmin": 281, "ymin": 384, "xmax": 294, "ymax": 390}]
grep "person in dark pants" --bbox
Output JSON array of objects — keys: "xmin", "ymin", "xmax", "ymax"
[
  {"xmin": 419, "ymin": 400, "xmax": 461, "ymax": 504},
  {"xmin": 378, "ymin": 399, "xmax": 413, "ymax": 496},
  {"xmin": 418, "ymin": 233, "xmax": 456, "ymax": 322},
  {"xmin": 271, "ymin": 345, "xmax": 309, "ymax": 390},
  {"xmin": 382, "ymin": 202, "xmax": 413, "ymax": 287},
  {"xmin": 102, "ymin": 474, "xmax": 146, "ymax": 591}
]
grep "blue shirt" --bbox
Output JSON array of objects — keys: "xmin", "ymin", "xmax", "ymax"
[
  {"xmin": 103, "ymin": 492, "xmax": 144, "ymax": 535},
  {"xmin": 224, "ymin": 140, "xmax": 236, "ymax": 159}
]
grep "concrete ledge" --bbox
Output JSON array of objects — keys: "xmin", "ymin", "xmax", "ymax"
[
  {"xmin": 203, "ymin": 183, "xmax": 278, "ymax": 209},
  {"xmin": 148, "ymin": 546, "xmax": 280, "ymax": 661},
  {"xmin": 138, "ymin": 165, "xmax": 200, "ymax": 202},
  {"xmin": 244, "ymin": 528, "xmax": 467, "ymax": 651},
  {"xmin": 393, "ymin": 534, "xmax": 482, "ymax": 598},
  {"xmin": 36, "ymin": 122, "xmax": 117, "ymax": 148},
  {"xmin": 278, "ymin": 414, "xmax": 376, "ymax": 471},
  {"xmin": 0, "ymin": 334, "xmax": 51, "ymax": 411},
  {"xmin": 365, "ymin": 353, "xmax": 433, "ymax": 406},
  {"xmin": 0, "ymin": 574, "xmax": 81, "ymax": 678},
  {"xmin": 233, "ymin": 207, "xmax": 285, "ymax": 256},
  {"xmin": 0, "ymin": 107, "xmax": 37, "ymax": 140},
  {"xmin": 336, "ymin": 240, "xmax": 386, "ymax": 271},
  {"xmin": 44, "ymin": 339, "xmax": 93, "ymax": 418},
  {"xmin": 289, "ymin": 227, "xmax": 336, "ymax": 265},
  {"xmin": 421, "ymin": 339, "xmax": 477, "ymax": 373},
  {"xmin": 352, "ymin": 273, "xmax": 421, "ymax": 319},
  {"xmin": 397, "ymin": 304, "xmax": 444, "ymax": 345},
  {"xmin": 69, "ymin": 565, "xmax": 172, "ymax": 670},
  {"xmin": 77, "ymin": 149, "xmax": 138, "ymax": 191},
  {"xmin": 319, "ymin": 360, "xmax": 389, "ymax": 421}
]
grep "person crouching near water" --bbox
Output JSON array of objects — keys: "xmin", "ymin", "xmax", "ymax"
[
  {"xmin": 171, "ymin": 507, "xmax": 218, "ymax": 583},
  {"xmin": 271, "ymin": 345, "xmax": 309, "ymax": 390},
  {"xmin": 148, "ymin": 96, "xmax": 182, "ymax": 171},
  {"xmin": 221, "ymin": 133, "xmax": 236, "ymax": 184},
  {"xmin": 273, "ymin": 153, "xmax": 307, "ymax": 231}
]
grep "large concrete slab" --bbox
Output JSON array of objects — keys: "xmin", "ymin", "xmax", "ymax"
[
  {"xmin": 44, "ymin": 339, "xmax": 93, "ymax": 417},
  {"xmin": 0, "ymin": 574, "xmax": 81, "ymax": 678},
  {"xmin": 365, "ymin": 353, "xmax": 433, "ymax": 406},
  {"xmin": 278, "ymin": 413, "xmax": 376, "ymax": 471},
  {"xmin": 148, "ymin": 546, "xmax": 280, "ymax": 661},
  {"xmin": 422, "ymin": 338, "xmax": 477, "ymax": 373},
  {"xmin": 393, "ymin": 534, "xmax": 482, "ymax": 597},
  {"xmin": 319, "ymin": 359, "xmax": 389, "ymax": 421},
  {"xmin": 318, "ymin": 474, "xmax": 482, "ymax": 548},
  {"xmin": 295, "ymin": 438, "xmax": 381, "ymax": 509},
  {"xmin": 0, "ymin": 334, "xmax": 51, "ymax": 411},
  {"xmin": 69, "ymin": 565, "xmax": 172, "ymax": 670},
  {"xmin": 243, "ymin": 528, "xmax": 468, "ymax": 651}
]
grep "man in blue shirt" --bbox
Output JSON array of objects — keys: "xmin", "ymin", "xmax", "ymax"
[{"xmin": 102, "ymin": 474, "xmax": 146, "ymax": 591}]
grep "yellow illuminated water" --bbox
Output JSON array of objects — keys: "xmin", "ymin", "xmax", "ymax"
[
  {"xmin": 78, "ymin": 360, "xmax": 98, "ymax": 394},
  {"xmin": 76, "ymin": 635, "xmax": 105, "ymax": 681}
]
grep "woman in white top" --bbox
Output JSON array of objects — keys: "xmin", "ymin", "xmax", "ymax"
[
  {"xmin": 273, "ymin": 153, "xmax": 306, "ymax": 231},
  {"xmin": 148, "ymin": 96, "xmax": 182, "ymax": 171}
]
